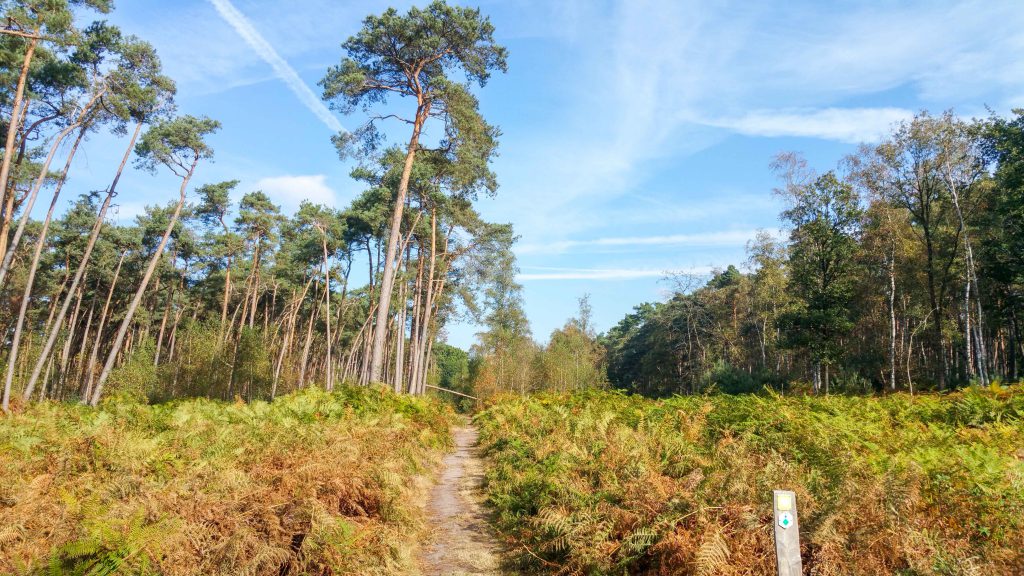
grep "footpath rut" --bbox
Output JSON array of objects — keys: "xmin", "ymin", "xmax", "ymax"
[{"xmin": 419, "ymin": 425, "xmax": 503, "ymax": 576}]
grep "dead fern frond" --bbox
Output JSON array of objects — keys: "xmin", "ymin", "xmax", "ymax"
[{"xmin": 694, "ymin": 529, "xmax": 730, "ymax": 576}]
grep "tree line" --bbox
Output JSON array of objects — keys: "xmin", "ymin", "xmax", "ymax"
[
  {"xmin": 464, "ymin": 110, "xmax": 1024, "ymax": 399},
  {"xmin": 602, "ymin": 111, "xmax": 1024, "ymax": 396},
  {"xmin": 0, "ymin": 0, "xmax": 511, "ymax": 411}
]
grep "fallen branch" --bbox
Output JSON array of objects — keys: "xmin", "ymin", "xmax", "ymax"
[{"xmin": 424, "ymin": 384, "xmax": 478, "ymax": 400}]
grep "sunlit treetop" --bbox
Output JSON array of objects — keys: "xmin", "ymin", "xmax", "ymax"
[
  {"xmin": 321, "ymin": 0, "xmax": 506, "ymax": 110},
  {"xmin": 134, "ymin": 115, "xmax": 219, "ymax": 177},
  {"xmin": 320, "ymin": 0, "xmax": 506, "ymax": 198},
  {"xmin": 1, "ymin": 0, "xmax": 113, "ymax": 40},
  {"xmin": 101, "ymin": 36, "xmax": 175, "ymax": 127}
]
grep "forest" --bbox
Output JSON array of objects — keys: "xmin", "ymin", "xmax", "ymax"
[
  {"xmin": 1, "ymin": 1, "xmax": 1023, "ymax": 575},
  {"xmin": 468, "ymin": 109, "xmax": 1024, "ymax": 401},
  {"xmin": 599, "ymin": 111, "xmax": 1024, "ymax": 397},
  {"xmin": 0, "ymin": 0, "xmax": 515, "ymax": 410}
]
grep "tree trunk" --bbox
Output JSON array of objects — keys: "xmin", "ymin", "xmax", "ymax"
[
  {"xmin": 0, "ymin": 95, "xmax": 32, "ymax": 266},
  {"xmin": 83, "ymin": 252, "xmax": 125, "ymax": 401},
  {"xmin": 393, "ymin": 271, "xmax": 407, "ymax": 394},
  {"xmin": 274, "ymin": 276, "xmax": 314, "ymax": 397},
  {"xmin": 946, "ymin": 166, "xmax": 988, "ymax": 385},
  {"xmin": 1011, "ymin": 309, "xmax": 1020, "ymax": 381},
  {"xmin": 57, "ymin": 284, "xmax": 86, "ymax": 400},
  {"xmin": 168, "ymin": 308, "xmax": 183, "ymax": 363},
  {"xmin": 40, "ymin": 355, "xmax": 53, "ymax": 401},
  {"xmin": 0, "ymin": 114, "xmax": 94, "ymax": 287},
  {"xmin": 74, "ymin": 304, "xmax": 97, "ymax": 396},
  {"xmin": 964, "ymin": 273, "xmax": 974, "ymax": 382},
  {"xmin": 298, "ymin": 278, "xmax": 322, "ymax": 388},
  {"xmin": 408, "ymin": 240, "xmax": 426, "ymax": 395},
  {"xmin": 420, "ymin": 338, "xmax": 435, "ymax": 396},
  {"xmin": 391, "ymin": 223, "xmax": 420, "ymax": 393},
  {"xmin": 1, "ymin": 128, "xmax": 91, "ymax": 409},
  {"xmin": 20, "ymin": 122, "xmax": 143, "ymax": 401},
  {"xmin": 321, "ymin": 236, "xmax": 333, "ymax": 390},
  {"xmin": 412, "ymin": 211, "xmax": 436, "ymax": 394},
  {"xmin": 0, "ymin": 35, "xmax": 39, "ymax": 260},
  {"xmin": 248, "ymin": 240, "xmax": 262, "ymax": 329},
  {"xmin": 330, "ymin": 274, "xmax": 349, "ymax": 359},
  {"xmin": 44, "ymin": 259, "xmax": 71, "ymax": 334},
  {"xmin": 888, "ymin": 249, "xmax": 898, "ymax": 391},
  {"xmin": 264, "ymin": 280, "xmax": 276, "ymax": 335},
  {"xmin": 368, "ymin": 104, "xmax": 428, "ymax": 383},
  {"xmin": 90, "ymin": 154, "xmax": 198, "ymax": 406},
  {"xmin": 420, "ymin": 221, "xmax": 449, "ymax": 395},
  {"xmin": 154, "ymin": 285, "xmax": 174, "ymax": 366},
  {"xmin": 219, "ymin": 255, "xmax": 232, "ymax": 342}
]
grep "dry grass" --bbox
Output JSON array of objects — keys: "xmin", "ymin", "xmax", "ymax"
[
  {"xmin": 475, "ymin": 385, "xmax": 1024, "ymax": 575},
  {"xmin": 0, "ymin": 386, "xmax": 454, "ymax": 575}
]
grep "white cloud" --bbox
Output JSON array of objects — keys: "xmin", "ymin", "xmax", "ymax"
[
  {"xmin": 706, "ymin": 107, "xmax": 915, "ymax": 144},
  {"xmin": 516, "ymin": 229, "xmax": 774, "ymax": 255},
  {"xmin": 254, "ymin": 174, "xmax": 338, "ymax": 213},
  {"xmin": 207, "ymin": 0, "xmax": 344, "ymax": 133},
  {"xmin": 760, "ymin": 1, "xmax": 1024, "ymax": 105},
  {"xmin": 617, "ymin": 192, "xmax": 781, "ymax": 227}
]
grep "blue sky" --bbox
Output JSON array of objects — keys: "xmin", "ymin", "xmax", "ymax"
[{"xmin": 61, "ymin": 0, "xmax": 1024, "ymax": 348}]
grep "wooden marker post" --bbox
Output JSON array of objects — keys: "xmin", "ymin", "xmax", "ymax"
[{"xmin": 772, "ymin": 489, "xmax": 802, "ymax": 576}]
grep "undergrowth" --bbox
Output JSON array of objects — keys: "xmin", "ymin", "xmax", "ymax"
[
  {"xmin": 475, "ymin": 385, "xmax": 1024, "ymax": 575},
  {"xmin": 0, "ymin": 386, "xmax": 454, "ymax": 575}
]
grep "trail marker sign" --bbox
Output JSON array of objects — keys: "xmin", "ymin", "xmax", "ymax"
[
  {"xmin": 772, "ymin": 489, "xmax": 803, "ymax": 576},
  {"xmin": 778, "ymin": 511, "xmax": 794, "ymax": 529}
]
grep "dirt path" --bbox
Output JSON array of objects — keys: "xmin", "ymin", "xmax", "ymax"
[{"xmin": 420, "ymin": 425, "xmax": 503, "ymax": 576}]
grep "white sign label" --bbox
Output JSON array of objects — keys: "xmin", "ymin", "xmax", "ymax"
[{"xmin": 778, "ymin": 511, "xmax": 794, "ymax": 529}]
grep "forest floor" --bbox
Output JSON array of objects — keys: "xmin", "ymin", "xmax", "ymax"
[{"xmin": 419, "ymin": 424, "xmax": 504, "ymax": 576}]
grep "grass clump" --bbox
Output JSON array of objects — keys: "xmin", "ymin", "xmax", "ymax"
[
  {"xmin": 475, "ymin": 386, "xmax": 1024, "ymax": 575},
  {"xmin": 0, "ymin": 386, "xmax": 455, "ymax": 575}
]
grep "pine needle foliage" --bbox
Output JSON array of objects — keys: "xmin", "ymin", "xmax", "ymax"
[
  {"xmin": 0, "ymin": 387, "xmax": 455, "ymax": 575},
  {"xmin": 475, "ymin": 385, "xmax": 1024, "ymax": 575}
]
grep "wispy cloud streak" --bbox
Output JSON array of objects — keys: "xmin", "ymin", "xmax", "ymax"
[
  {"xmin": 516, "ymin": 229, "xmax": 778, "ymax": 255},
  {"xmin": 518, "ymin": 269, "xmax": 665, "ymax": 281},
  {"xmin": 518, "ymin": 266, "xmax": 715, "ymax": 282},
  {"xmin": 208, "ymin": 0, "xmax": 344, "ymax": 133},
  {"xmin": 706, "ymin": 107, "xmax": 915, "ymax": 144}
]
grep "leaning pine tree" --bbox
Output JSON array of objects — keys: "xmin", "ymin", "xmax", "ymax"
[
  {"xmin": 19, "ymin": 36, "xmax": 176, "ymax": 404},
  {"xmin": 89, "ymin": 115, "xmax": 220, "ymax": 406},
  {"xmin": 320, "ymin": 0, "xmax": 507, "ymax": 385},
  {"xmin": 0, "ymin": 0, "xmax": 113, "ymax": 259}
]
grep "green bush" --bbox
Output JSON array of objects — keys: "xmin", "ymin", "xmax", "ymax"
[{"xmin": 106, "ymin": 337, "xmax": 158, "ymax": 402}]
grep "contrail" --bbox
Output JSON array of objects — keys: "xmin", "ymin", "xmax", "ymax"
[{"xmin": 208, "ymin": 0, "xmax": 345, "ymax": 133}]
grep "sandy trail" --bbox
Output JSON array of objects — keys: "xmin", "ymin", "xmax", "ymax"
[{"xmin": 420, "ymin": 425, "xmax": 503, "ymax": 576}]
